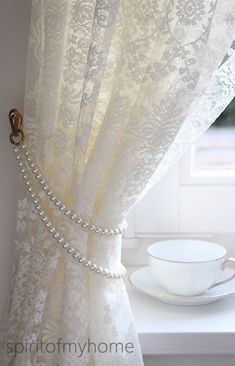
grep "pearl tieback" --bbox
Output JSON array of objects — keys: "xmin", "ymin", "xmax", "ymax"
[
  {"xmin": 13, "ymin": 144, "xmax": 126, "ymax": 279},
  {"xmin": 9, "ymin": 109, "xmax": 126, "ymax": 279}
]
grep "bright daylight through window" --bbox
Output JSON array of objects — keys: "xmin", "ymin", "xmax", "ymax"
[{"xmin": 193, "ymin": 98, "xmax": 235, "ymax": 174}]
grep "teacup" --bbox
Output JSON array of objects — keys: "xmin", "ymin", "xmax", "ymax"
[{"xmin": 147, "ymin": 240, "xmax": 235, "ymax": 296}]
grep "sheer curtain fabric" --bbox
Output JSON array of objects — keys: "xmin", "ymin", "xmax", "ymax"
[{"xmin": 1, "ymin": 0, "xmax": 235, "ymax": 365}]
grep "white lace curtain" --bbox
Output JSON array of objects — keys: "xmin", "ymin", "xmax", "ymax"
[{"xmin": 1, "ymin": 0, "xmax": 235, "ymax": 365}]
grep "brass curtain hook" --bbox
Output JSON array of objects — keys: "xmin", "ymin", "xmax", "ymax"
[{"xmin": 9, "ymin": 109, "xmax": 24, "ymax": 145}]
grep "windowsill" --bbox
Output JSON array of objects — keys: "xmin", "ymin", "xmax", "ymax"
[{"xmin": 126, "ymin": 267, "xmax": 235, "ymax": 356}]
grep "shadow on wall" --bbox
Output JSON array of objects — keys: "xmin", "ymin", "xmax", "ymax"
[{"xmin": 0, "ymin": 0, "xmax": 31, "ymax": 319}]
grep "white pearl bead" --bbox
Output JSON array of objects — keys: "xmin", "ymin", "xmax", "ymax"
[
  {"xmin": 55, "ymin": 200, "xmax": 61, "ymax": 206},
  {"xmin": 25, "ymin": 151, "xmax": 29, "ymax": 156},
  {"xmin": 35, "ymin": 205, "xmax": 41, "ymax": 210},
  {"xmin": 50, "ymin": 196, "xmax": 56, "ymax": 201},
  {"xmin": 73, "ymin": 253, "xmax": 80, "ymax": 258},
  {"xmin": 63, "ymin": 243, "xmax": 69, "ymax": 248},
  {"xmin": 21, "ymin": 144, "xmax": 25, "ymax": 149},
  {"xmin": 84, "ymin": 260, "xmax": 91, "ymax": 267},
  {"xmin": 43, "ymin": 185, "xmax": 48, "ymax": 191},
  {"xmin": 60, "ymin": 205, "xmax": 65, "ymax": 211},
  {"xmin": 46, "ymin": 222, "xmax": 51, "ymax": 227},
  {"xmin": 82, "ymin": 223, "xmax": 88, "ymax": 228},
  {"xmin": 76, "ymin": 218, "xmax": 82, "ymax": 224},
  {"xmin": 90, "ymin": 264, "xmax": 97, "ymax": 271},
  {"xmin": 21, "ymin": 169, "xmax": 25, "ymax": 174},
  {"xmin": 79, "ymin": 257, "xmax": 85, "ymax": 263},
  {"xmin": 49, "ymin": 228, "xmax": 55, "ymax": 233},
  {"xmin": 18, "ymin": 161, "xmax": 23, "ymax": 167},
  {"xmin": 67, "ymin": 248, "xmax": 74, "ymax": 253},
  {"xmin": 64, "ymin": 210, "xmax": 71, "ymax": 215},
  {"xmin": 47, "ymin": 191, "xmax": 52, "ymax": 196},
  {"xmin": 36, "ymin": 174, "xmax": 41, "ymax": 180},
  {"xmin": 16, "ymin": 155, "xmax": 20, "ymax": 160},
  {"xmin": 102, "ymin": 269, "xmax": 107, "ymax": 276},
  {"xmin": 70, "ymin": 213, "xmax": 77, "ymax": 220}
]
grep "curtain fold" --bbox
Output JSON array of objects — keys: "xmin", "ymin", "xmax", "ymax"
[{"xmin": 1, "ymin": 0, "xmax": 235, "ymax": 365}]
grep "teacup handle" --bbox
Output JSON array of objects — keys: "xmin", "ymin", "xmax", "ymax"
[{"xmin": 210, "ymin": 257, "xmax": 235, "ymax": 289}]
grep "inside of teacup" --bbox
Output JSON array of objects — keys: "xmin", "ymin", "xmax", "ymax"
[{"xmin": 147, "ymin": 240, "xmax": 226, "ymax": 262}]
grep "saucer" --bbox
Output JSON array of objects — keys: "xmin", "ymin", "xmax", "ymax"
[{"xmin": 129, "ymin": 266, "xmax": 235, "ymax": 306}]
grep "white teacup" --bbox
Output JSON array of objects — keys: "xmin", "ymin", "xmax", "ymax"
[{"xmin": 147, "ymin": 240, "xmax": 235, "ymax": 296}]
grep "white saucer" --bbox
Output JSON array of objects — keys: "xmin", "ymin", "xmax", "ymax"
[{"xmin": 129, "ymin": 266, "xmax": 235, "ymax": 306}]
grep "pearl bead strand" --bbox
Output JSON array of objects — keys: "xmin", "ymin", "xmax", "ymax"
[
  {"xmin": 14, "ymin": 149, "xmax": 126, "ymax": 279},
  {"xmin": 17, "ymin": 144, "xmax": 127, "ymax": 237}
]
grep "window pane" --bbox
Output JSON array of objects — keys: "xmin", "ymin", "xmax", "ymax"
[{"xmin": 193, "ymin": 98, "xmax": 235, "ymax": 171}]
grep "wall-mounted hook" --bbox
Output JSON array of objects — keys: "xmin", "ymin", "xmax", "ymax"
[{"xmin": 8, "ymin": 109, "xmax": 24, "ymax": 145}]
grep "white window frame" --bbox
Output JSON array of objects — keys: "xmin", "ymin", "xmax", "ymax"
[
  {"xmin": 124, "ymin": 140, "xmax": 235, "ymax": 244},
  {"xmin": 181, "ymin": 145, "xmax": 235, "ymax": 186}
]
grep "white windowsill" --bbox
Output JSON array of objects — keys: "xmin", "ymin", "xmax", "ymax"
[{"xmin": 126, "ymin": 267, "xmax": 235, "ymax": 356}]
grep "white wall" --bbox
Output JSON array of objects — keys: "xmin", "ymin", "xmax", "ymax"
[{"xmin": 0, "ymin": 2, "xmax": 234, "ymax": 366}]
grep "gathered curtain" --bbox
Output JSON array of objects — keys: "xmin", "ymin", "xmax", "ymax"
[{"xmin": 1, "ymin": 0, "xmax": 235, "ymax": 365}]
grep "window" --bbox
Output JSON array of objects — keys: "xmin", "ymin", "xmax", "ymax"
[
  {"xmin": 193, "ymin": 98, "xmax": 235, "ymax": 174},
  {"xmin": 124, "ymin": 98, "xmax": 235, "ymax": 254},
  {"xmin": 181, "ymin": 98, "xmax": 235, "ymax": 185}
]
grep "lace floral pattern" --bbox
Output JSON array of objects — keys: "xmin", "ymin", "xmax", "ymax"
[
  {"xmin": 1, "ymin": 0, "xmax": 235, "ymax": 365},
  {"xmin": 176, "ymin": 0, "xmax": 206, "ymax": 25}
]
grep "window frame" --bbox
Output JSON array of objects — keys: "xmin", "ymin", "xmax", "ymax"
[
  {"xmin": 181, "ymin": 145, "xmax": 235, "ymax": 186},
  {"xmin": 124, "ymin": 141, "xmax": 235, "ymax": 242}
]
